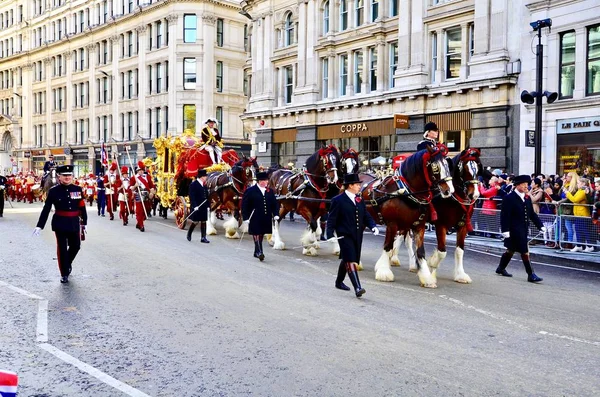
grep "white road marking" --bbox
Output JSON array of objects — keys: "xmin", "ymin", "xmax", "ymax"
[
  {"xmin": 0, "ymin": 279, "xmax": 45, "ymax": 300},
  {"xmin": 538, "ymin": 331, "xmax": 600, "ymax": 346},
  {"xmin": 465, "ymin": 247, "xmax": 600, "ymax": 274},
  {"xmin": 36, "ymin": 299, "xmax": 48, "ymax": 343},
  {"xmin": 39, "ymin": 343, "xmax": 153, "ymax": 397}
]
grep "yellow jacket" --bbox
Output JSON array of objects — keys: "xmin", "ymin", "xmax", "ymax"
[{"xmin": 566, "ymin": 189, "xmax": 591, "ymax": 217}]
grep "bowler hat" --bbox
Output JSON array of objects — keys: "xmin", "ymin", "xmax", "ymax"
[
  {"xmin": 256, "ymin": 171, "xmax": 269, "ymax": 181},
  {"xmin": 56, "ymin": 165, "xmax": 73, "ymax": 175},
  {"xmin": 513, "ymin": 174, "xmax": 532, "ymax": 186},
  {"xmin": 343, "ymin": 173, "xmax": 361, "ymax": 185},
  {"xmin": 424, "ymin": 122, "xmax": 438, "ymax": 132},
  {"xmin": 197, "ymin": 169, "xmax": 207, "ymax": 177}
]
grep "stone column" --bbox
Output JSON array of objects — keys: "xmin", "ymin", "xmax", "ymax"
[
  {"xmin": 44, "ymin": 57, "xmax": 53, "ymax": 145},
  {"xmin": 277, "ymin": 67, "xmax": 285, "ymax": 106},
  {"xmin": 361, "ymin": 46, "xmax": 369, "ymax": 94},
  {"xmin": 460, "ymin": 23, "xmax": 469, "ymax": 80},
  {"xmin": 297, "ymin": 0, "xmax": 307, "ymax": 88},
  {"xmin": 263, "ymin": 12, "xmax": 274, "ymax": 97},
  {"xmin": 87, "ymin": 44, "xmax": 97, "ymax": 142},
  {"xmin": 346, "ymin": 50, "xmax": 353, "ymax": 95},
  {"xmin": 110, "ymin": 34, "xmax": 120, "ymax": 140},
  {"xmin": 65, "ymin": 51, "xmax": 75, "ymax": 144},
  {"xmin": 435, "ymin": 29, "xmax": 444, "ymax": 83},
  {"xmin": 254, "ymin": 17, "xmax": 264, "ymax": 96},
  {"xmin": 136, "ymin": 25, "xmax": 148, "ymax": 138},
  {"xmin": 327, "ymin": 52, "xmax": 335, "ymax": 99},
  {"xmin": 376, "ymin": 38, "xmax": 385, "ymax": 92},
  {"xmin": 21, "ymin": 63, "xmax": 33, "ymax": 147},
  {"xmin": 202, "ymin": 14, "xmax": 216, "ymax": 123}
]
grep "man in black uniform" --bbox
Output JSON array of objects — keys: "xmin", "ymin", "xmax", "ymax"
[
  {"xmin": 96, "ymin": 173, "xmax": 106, "ymax": 217},
  {"xmin": 187, "ymin": 169, "xmax": 210, "ymax": 243},
  {"xmin": 496, "ymin": 174, "xmax": 545, "ymax": 283},
  {"xmin": 241, "ymin": 171, "xmax": 279, "ymax": 261},
  {"xmin": 326, "ymin": 173, "xmax": 378, "ymax": 298},
  {"xmin": 417, "ymin": 122, "xmax": 439, "ymax": 151},
  {"xmin": 33, "ymin": 165, "xmax": 88, "ymax": 283},
  {"xmin": 0, "ymin": 173, "xmax": 7, "ymax": 217}
]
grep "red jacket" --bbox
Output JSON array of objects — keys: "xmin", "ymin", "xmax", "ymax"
[{"xmin": 479, "ymin": 185, "xmax": 499, "ymax": 215}]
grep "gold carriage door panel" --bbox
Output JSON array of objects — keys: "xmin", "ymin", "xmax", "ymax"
[{"xmin": 317, "ymin": 118, "xmax": 395, "ymax": 140}]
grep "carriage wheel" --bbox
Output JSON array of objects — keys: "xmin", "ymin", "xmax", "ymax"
[{"xmin": 174, "ymin": 196, "xmax": 188, "ymax": 230}]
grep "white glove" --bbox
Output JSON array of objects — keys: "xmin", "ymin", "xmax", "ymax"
[
  {"xmin": 0, "ymin": 185, "xmax": 5, "ymax": 190},
  {"xmin": 540, "ymin": 226, "xmax": 547, "ymax": 233},
  {"xmin": 244, "ymin": 219, "xmax": 250, "ymax": 224},
  {"xmin": 82, "ymin": 225, "xmax": 87, "ymax": 232},
  {"xmin": 274, "ymin": 216, "xmax": 280, "ymax": 221},
  {"xmin": 194, "ymin": 206, "xmax": 200, "ymax": 211},
  {"xmin": 372, "ymin": 227, "xmax": 380, "ymax": 236},
  {"xmin": 32, "ymin": 227, "xmax": 42, "ymax": 236},
  {"xmin": 501, "ymin": 231, "xmax": 510, "ymax": 238}
]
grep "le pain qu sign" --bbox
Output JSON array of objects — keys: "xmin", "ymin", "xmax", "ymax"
[{"xmin": 557, "ymin": 116, "xmax": 600, "ymax": 134}]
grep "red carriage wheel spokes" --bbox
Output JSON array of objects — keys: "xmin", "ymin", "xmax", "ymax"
[{"xmin": 174, "ymin": 196, "xmax": 189, "ymax": 230}]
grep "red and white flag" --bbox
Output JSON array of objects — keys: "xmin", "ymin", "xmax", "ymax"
[
  {"xmin": 0, "ymin": 370, "xmax": 18, "ymax": 397},
  {"xmin": 101, "ymin": 141, "xmax": 108, "ymax": 168}
]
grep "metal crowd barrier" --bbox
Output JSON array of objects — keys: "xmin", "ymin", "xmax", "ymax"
[{"xmin": 466, "ymin": 199, "xmax": 599, "ymax": 254}]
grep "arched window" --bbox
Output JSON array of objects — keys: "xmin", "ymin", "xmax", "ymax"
[
  {"xmin": 285, "ymin": 13, "xmax": 294, "ymax": 46},
  {"xmin": 323, "ymin": 1, "xmax": 330, "ymax": 35}
]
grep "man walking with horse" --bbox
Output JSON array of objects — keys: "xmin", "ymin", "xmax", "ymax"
[
  {"xmin": 326, "ymin": 173, "xmax": 378, "ymax": 298},
  {"xmin": 187, "ymin": 169, "xmax": 210, "ymax": 243},
  {"xmin": 496, "ymin": 174, "xmax": 545, "ymax": 283},
  {"xmin": 241, "ymin": 171, "xmax": 279, "ymax": 261}
]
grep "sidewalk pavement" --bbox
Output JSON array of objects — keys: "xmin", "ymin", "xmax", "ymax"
[{"xmin": 423, "ymin": 231, "xmax": 600, "ymax": 270}]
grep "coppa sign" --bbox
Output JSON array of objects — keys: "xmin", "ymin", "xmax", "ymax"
[
  {"xmin": 0, "ymin": 370, "xmax": 18, "ymax": 397},
  {"xmin": 340, "ymin": 123, "xmax": 368, "ymax": 133}
]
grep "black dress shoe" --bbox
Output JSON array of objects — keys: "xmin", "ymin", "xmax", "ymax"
[
  {"xmin": 101, "ymin": 214, "xmax": 105, "ymax": 217},
  {"xmin": 258, "ymin": 253, "xmax": 265, "ymax": 261},
  {"xmin": 496, "ymin": 269, "xmax": 513, "ymax": 277},
  {"xmin": 136, "ymin": 224, "xmax": 140, "ymax": 229},
  {"xmin": 335, "ymin": 282, "xmax": 351, "ymax": 291},
  {"xmin": 200, "ymin": 237, "xmax": 210, "ymax": 243},
  {"xmin": 355, "ymin": 288, "xmax": 366, "ymax": 298},
  {"xmin": 528, "ymin": 273, "xmax": 543, "ymax": 283},
  {"xmin": 140, "ymin": 226, "xmax": 145, "ymax": 232},
  {"xmin": 60, "ymin": 276, "xmax": 69, "ymax": 284}
]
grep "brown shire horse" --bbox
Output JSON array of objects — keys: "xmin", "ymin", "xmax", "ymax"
[
  {"xmin": 205, "ymin": 156, "xmax": 258, "ymax": 238},
  {"xmin": 360, "ymin": 144, "xmax": 454, "ymax": 288},
  {"xmin": 269, "ymin": 145, "xmax": 340, "ymax": 255},
  {"xmin": 403, "ymin": 147, "xmax": 483, "ymax": 284}
]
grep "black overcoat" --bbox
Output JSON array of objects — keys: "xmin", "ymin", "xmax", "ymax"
[
  {"xmin": 326, "ymin": 192, "xmax": 376, "ymax": 263},
  {"xmin": 37, "ymin": 184, "xmax": 88, "ymax": 232},
  {"xmin": 188, "ymin": 179, "xmax": 209, "ymax": 222},
  {"xmin": 241, "ymin": 184, "xmax": 279, "ymax": 235},
  {"xmin": 501, "ymin": 191, "xmax": 543, "ymax": 253}
]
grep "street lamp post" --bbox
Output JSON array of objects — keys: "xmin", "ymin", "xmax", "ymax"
[{"xmin": 521, "ymin": 19, "xmax": 558, "ymax": 176}]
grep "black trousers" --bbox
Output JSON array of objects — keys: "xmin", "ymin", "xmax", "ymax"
[
  {"xmin": 0, "ymin": 192, "xmax": 4, "ymax": 215},
  {"xmin": 55, "ymin": 231, "xmax": 81, "ymax": 277}
]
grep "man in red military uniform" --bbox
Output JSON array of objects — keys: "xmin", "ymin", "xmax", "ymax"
[
  {"xmin": 25, "ymin": 172, "xmax": 36, "ymax": 204},
  {"xmin": 117, "ymin": 166, "xmax": 132, "ymax": 226},
  {"xmin": 130, "ymin": 161, "xmax": 155, "ymax": 232},
  {"xmin": 85, "ymin": 173, "xmax": 96, "ymax": 207},
  {"xmin": 103, "ymin": 161, "xmax": 121, "ymax": 220}
]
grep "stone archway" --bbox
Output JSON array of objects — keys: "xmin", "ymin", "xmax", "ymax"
[{"xmin": 1, "ymin": 130, "xmax": 14, "ymax": 174}]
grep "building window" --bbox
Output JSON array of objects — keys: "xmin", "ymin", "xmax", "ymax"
[
  {"xmin": 127, "ymin": 112, "xmax": 133, "ymax": 140},
  {"xmin": 431, "ymin": 32, "xmax": 438, "ymax": 82},
  {"xmin": 369, "ymin": 47, "xmax": 377, "ymax": 91},
  {"xmin": 340, "ymin": 0, "xmax": 348, "ymax": 31},
  {"xmin": 156, "ymin": 63, "xmax": 162, "ymax": 93},
  {"xmin": 183, "ymin": 104, "xmax": 196, "ymax": 133},
  {"xmin": 586, "ymin": 24, "xmax": 600, "ymax": 95},
  {"xmin": 127, "ymin": 31, "xmax": 133, "ymax": 57},
  {"xmin": 148, "ymin": 65, "xmax": 152, "ymax": 94},
  {"xmin": 323, "ymin": 1, "xmax": 330, "ymax": 35},
  {"xmin": 371, "ymin": 0, "xmax": 379, "ymax": 22},
  {"xmin": 560, "ymin": 31, "xmax": 576, "ymax": 99},
  {"xmin": 243, "ymin": 69, "xmax": 250, "ymax": 96},
  {"xmin": 184, "ymin": 58, "xmax": 196, "ymax": 90},
  {"xmin": 355, "ymin": 0, "xmax": 364, "ymax": 27},
  {"xmin": 468, "ymin": 23, "xmax": 474, "ymax": 60},
  {"xmin": 322, "ymin": 58, "xmax": 329, "ymax": 99},
  {"xmin": 216, "ymin": 61, "xmax": 223, "ymax": 92},
  {"xmin": 103, "ymin": 115, "xmax": 108, "ymax": 142},
  {"xmin": 285, "ymin": 13, "xmax": 294, "ymax": 46},
  {"xmin": 216, "ymin": 18, "xmax": 224, "ymax": 47},
  {"xmin": 445, "ymin": 27, "xmax": 461, "ymax": 79},
  {"xmin": 340, "ymin": 54, "xmax": 348, "ymax": 96},
  {"xmin": 156, "ymin": 107, "xmax": 162, "ymax": 137},
  {"xmin": 103, "ymin": 77, "xmax": 108, "ymax": 103},
  {"xmin": 244, "ymin": 24, "xmax": 250, "ymax": 52},
  {"xmin": 354, "ymin": 50, "xmax": 363, "ymax": 93},
  {"xmin": 184, "ymin": 14, "xmax": 197, "ymax": 43},
  {"xmin": 127, "ymin": 70, "xmax": 133, "ymax": 98},
  {"xmin": 165, "ymin": 106, "xmax": 169, "ymax": 132},
  {"xmin": 390, "ymin": 0, "xmax": 398, "ymax": 17},
  {"xmin": 390, "ymin": 42, "xmax": 398, "ymax": 88},
  {"xmin": 148, "ymin": 109, "xmax": 152, "ymax": 138},
  {"xmin": 216, "ymin": 106, "xmax": 223, "ymax": 132},
  {"xmin": 285, "ymin": 66, "xmax": 293, "ymax": 104},
  {"xmin": 156, "ymin": 21, "xmax": 162, "ymax": 48}
]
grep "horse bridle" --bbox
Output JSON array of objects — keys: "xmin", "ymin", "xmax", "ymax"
[{"xmin": 426, "ymin": 144, "xmax": 453, "ymax": 188}]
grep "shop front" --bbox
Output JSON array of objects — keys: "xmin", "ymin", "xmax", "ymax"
[
  {"xmin": 426, "ymin": 111, "xmax": 472, "ymax": 154},
  {"xmin": 72, "ymin": 148, "xmax": 92, "ymax": 177},
  {"xmin": 317, "ymin": 118, "xmax": 396, "ymax": 169},
  {"xmin": 272, "ymin": 128, "xmax": 297, "ymax": 167},
  {"xmin": 556, "ymin": 116, "xmax": 600, "ymax": 176}
]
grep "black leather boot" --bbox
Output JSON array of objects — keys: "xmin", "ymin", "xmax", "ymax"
[
  {"xmin": 253, "ymin": 239, "xmax": 261, "ymax": 259},
  {"xmin": 495, "ymin": 251, "xmax": 514, "ymax": 277},
  {"xmin": 200, "ymin": 222, "xmax": 210, "ymax": 243},
  {"xmin": 335, "ymin": 260, "xmax": 350, "ymax": 291},
  {"xmin": 187, "ymin": 222, "xmax": 197, "ymax": 241},
  {"xmin": 258, "ymin": 235, "xmax": 265, "ymax": 261},
  {"xmin": 346, "ymin": 262, "xmax": 365, "ymax": 298},
  {"xmin": 522, "ymin": 254, "xmax": 543, "ymax": 282}
]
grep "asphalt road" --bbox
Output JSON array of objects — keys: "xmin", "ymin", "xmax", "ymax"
[{"xmin": 1, "ymin": 201, "xmax": 599, "ymax": 397}]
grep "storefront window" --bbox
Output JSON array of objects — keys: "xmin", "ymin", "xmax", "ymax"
[
  {"xmin": 277, "ymin": 141, "xmax": 295, "ymax": 167},
  {"xmin": 557, "ymin": 132, "xmax": 600, "ymax": 176},
  {"xmin": 439, "ymin": 129, "xmax": 471, "ymax": 153}
]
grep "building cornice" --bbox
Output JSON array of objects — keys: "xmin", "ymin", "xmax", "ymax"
[{"xmin": 525, "ymin": 0, "xmax": 582, "ymax": 13}]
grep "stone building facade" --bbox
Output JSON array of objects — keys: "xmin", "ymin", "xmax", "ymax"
[
  {"xmin": 241, "ymin": 0, "xmax": 523, "ymax": 171},
  {"xmin": 0, "ymin": 0, "xmax": 249, "ymax": 176}
]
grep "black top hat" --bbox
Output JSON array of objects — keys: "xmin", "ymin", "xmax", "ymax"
[
  {"xmin": 56, "ymin": 165, "xmax": 73, "ymax": 175},
  {"xmin": 343, "ymin": 173, "xmax": 361, "ymax": 185},
  {"xmin": 197, "ymin": 169, "xmax": 207, "ymax": 177},
  {"xmin": 513, "ymin": 174, "xmax": 532, "ymax": 186},
  {"xmin": 424, "ymin": 122, "xmax": 439, "ymax": 132},
  {"xmin": 256, "ymin": 171, "xmax": 269, "ymax": 181}
]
